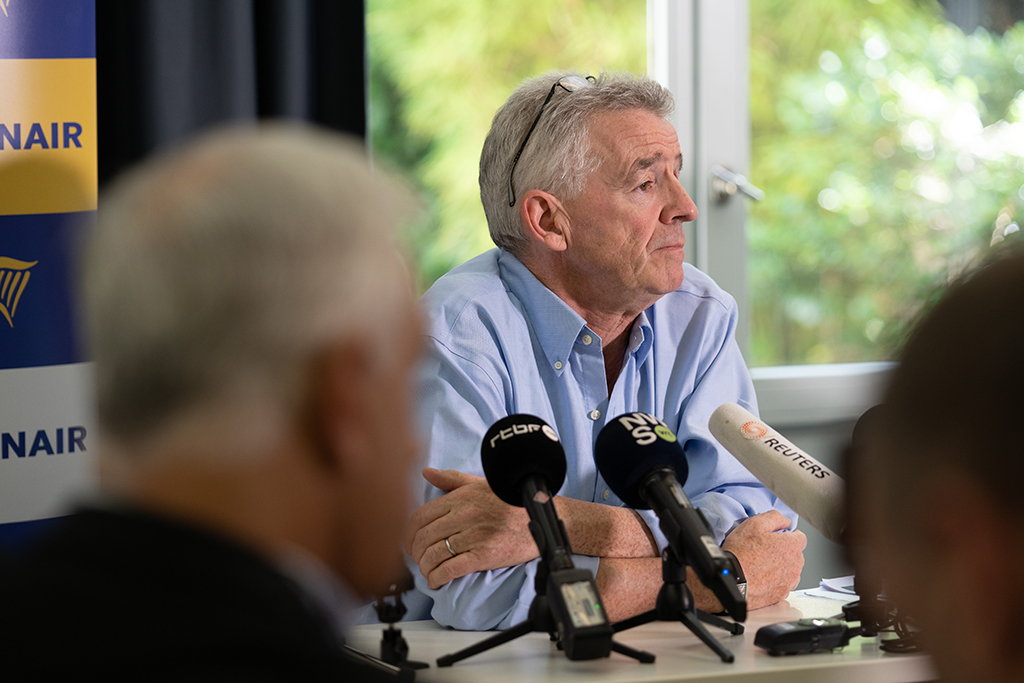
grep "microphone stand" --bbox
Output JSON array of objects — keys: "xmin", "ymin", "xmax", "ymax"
[
  {"xmin": 611, "ymin": 549, "xmax": 741, "ymax": 663},
  {"xmin": 842, "ymin": 572, "xmax": 885, "ymax": 636},
  {"xmin": 375, "ymin": 590, "xmax": 429, "ymax": 672},
  {"xmin": 436, "ymin": 556, "xmax": 655, "ymax": 667},
  {"xmin": 340, "ymin": 585, "xmax": 428, "ymax": 682}
]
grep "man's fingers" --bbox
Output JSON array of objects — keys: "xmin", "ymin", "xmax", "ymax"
[
  {"xmin": 403, "ymin": 496, "xmax": 450, "ymax": 554},
  {"xmin": 414, "ymin": 536, "xmax": 457, "ymax": 580},
  {"xmin": 422, "ymin": 467, "xmax": 481, "ymax": 491},
  {"xmin": 788, "ymin": 528, "xmax": 809, "ymax": 551},
  {"xmin": 753, "ymin": 509, "xmax": 796, "ymax": 532},
  {"xmin": 408, "ymin": 510, "xmax": 462, "ymax": 563},
  {"xmin": 403, "ymin": 469, "xmax": 485, "ymax": 554},
  {"xmin": 426, "ymin": 551, "xmax": 479, "ymax": 589}
]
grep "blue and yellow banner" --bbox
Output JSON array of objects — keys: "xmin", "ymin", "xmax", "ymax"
[{"xmin": 0, "ymin": 0, "xmax": 96, "ymax": 540}]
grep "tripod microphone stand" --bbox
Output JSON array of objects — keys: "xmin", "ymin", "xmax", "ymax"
[
  {"xmin": 437, "ymin": 552, "xmax": 655, "ymax": 667},
  {"xmin": 341, "ymin": 571, "xmax": 428, "ymax": 681},
  {"xmin": 374, "ymin": 587, "xmax": 429, "ymax": 672},
  {"xmin": 611, "ymin": 549, "xmax": 742, "ymax": 663}
]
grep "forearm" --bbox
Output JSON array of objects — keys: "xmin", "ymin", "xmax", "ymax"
[
  {"xmin": 594, "ymin": 557, "xmax": 726, "ymax": 622},
  {"xmin": 554, "ymin": 496, "xmax": 659, "ymax": 559},
  {"xmin": 594, "ymin": 557, "xmax": 661, "ymax": 622}
]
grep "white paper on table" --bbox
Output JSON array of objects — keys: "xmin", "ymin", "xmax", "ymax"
[
  {"xmin": 799, "ymin": 587, "xmax": 859, "ymax": 603},
  {"xmin": 820, "ymin": 575, "xmax": 857, "ymax": 595}
]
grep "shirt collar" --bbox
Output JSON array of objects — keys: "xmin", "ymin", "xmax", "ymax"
[
  {"xmin": 629, "ymin": 308, "xmax": 655, "ymax": 367},
  {"xmin": 498, "ymin": 250, "xmax": 588, "ymax": 376},
  {"xmin": 497, "ymin": 250, "xmax": 657, "ymax": 374}
]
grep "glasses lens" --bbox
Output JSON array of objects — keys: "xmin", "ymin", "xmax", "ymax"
[{"xmin": 558, "ymin": 75, "xmax": 593, "ymax": 92}]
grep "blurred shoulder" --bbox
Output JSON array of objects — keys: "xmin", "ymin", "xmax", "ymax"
[{"xmin": 419, "ymin": 249, "xmax": 523, "ymax": 345}]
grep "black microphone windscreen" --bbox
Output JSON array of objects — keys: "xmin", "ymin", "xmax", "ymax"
[
  {"xmin": 594, "ymin": 413, "xmax": 689, "ymax": 509},
  {"xmin": 480, "ymin": 415, "xmax": 567, "ymax": 507},
  {"xmin": 851, "ymin": 404, "xmax": 886, "ymax": 452}
]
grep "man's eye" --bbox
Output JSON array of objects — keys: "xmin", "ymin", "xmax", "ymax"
[{"xmin": 638, "ymin": 180, "xmax": 653, "ymax": 191}]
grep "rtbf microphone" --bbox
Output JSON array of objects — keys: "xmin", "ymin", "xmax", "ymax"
[
  {"xmin": 480, "ymin": 415, "xmax": 613, "ymax": 660},
  {"xmin": 708, "ymin": 402, "xmax": 845, "ymax": 544},
  {"xmin": 482, "ymin": 415, "xmax": 572, "ymax": 571},
  {"xmin": 594, "ymin": 413, "xmax": 746, "ymax": 622}
]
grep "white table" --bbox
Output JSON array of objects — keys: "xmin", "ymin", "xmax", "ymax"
[{"xmin": 347, "ymin": 592, "xmax": 936, "ymax": 682}]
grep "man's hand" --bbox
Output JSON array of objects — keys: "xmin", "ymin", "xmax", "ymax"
[
  {"xmin": 721, "ymin": 510, "xmax": 806, "ymax": 610},
  {"xmin": 602, "ymin": 512, "xmax": 805, "ymax": 619},
  {"xmin": 404, "ymin": 468, "xmax": 539, "ymax": 589}
]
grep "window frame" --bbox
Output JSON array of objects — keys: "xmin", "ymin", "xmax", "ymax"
[{"xmin": 648, "ymin": 0, "xmax": 890, "ymax": 427}]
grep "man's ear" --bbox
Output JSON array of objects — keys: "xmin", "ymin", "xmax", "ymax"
[
  {"xmin": 520, "ymin": 189, "xmax": 569, "ymax": 252},
  {"xmin": 304, "ymin": 338, "xmax": 375, "ymax": 475}
]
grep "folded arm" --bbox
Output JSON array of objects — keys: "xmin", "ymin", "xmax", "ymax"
[
  {"xmin": 404, "ymin": 467, "xmax": 659, "ymax": 590},
  {"xmin": 406, "ymin": 466, "xmax": 806, "ymax": 622}
]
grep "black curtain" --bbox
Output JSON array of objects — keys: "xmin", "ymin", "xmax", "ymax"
[{"xmin": 96, "ymin": 0, "xmax": 366, "ymax": 187}]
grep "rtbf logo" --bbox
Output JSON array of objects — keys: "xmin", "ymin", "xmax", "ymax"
[{"xmin": 489, "ymin": 422, "xmax": 558, "ymax": 449}]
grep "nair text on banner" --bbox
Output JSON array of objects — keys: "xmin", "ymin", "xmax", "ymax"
[{"xmin": 0, "ymin": 0, "xmax": 97, "ymax": 544}]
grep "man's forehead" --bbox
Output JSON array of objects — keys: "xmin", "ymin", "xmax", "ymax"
[{"xmin": 588, "ymin": 110, "xmax": 682, "ymax": 178}]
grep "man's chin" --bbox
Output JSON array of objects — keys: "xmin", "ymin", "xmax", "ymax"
[{"xmin": 659, "ymin": 265, "xmax": 685, "ymax": 293}]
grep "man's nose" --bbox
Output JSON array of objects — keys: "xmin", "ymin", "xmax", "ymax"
[{"xmin": 662, "ymin": 177, "xmax": 698, "ymax": 224}]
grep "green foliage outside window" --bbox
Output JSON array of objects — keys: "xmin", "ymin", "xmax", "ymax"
[
  {"xmin": 367, "ymin": 0, "xmax": 645, "ymax": 289},
  {"xmin": 750, "ymin": 0, "xmax": 1024, "ymax": 365}
]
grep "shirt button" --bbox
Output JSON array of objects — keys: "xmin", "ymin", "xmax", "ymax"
[
  {"xmin": 602, "ymin": 489, "xmax": 610, "ymax": 500},
  {"xmin": 589, "ymin": 410, "xmax": 601, "ymax": 420},
  {"xmin": 582, "ymin": 334, "xmax": 593, "ymax": 346},
  {"xmin": 554, "ymin": 361, "xmax": 563, "ymax": 370}
]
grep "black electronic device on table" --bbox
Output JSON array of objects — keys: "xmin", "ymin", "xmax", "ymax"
[
  {"xmin": 435, "ymin": 415, "xmax": 654, "ymax": 667},
  {"xmin": 755, "ymin": 618, "xmax": 859, "ymax": 656}
]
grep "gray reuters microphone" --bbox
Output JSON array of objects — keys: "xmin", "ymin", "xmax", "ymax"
[{"xmin": 708, "ymin": 403, "xmax": 845, "ymax": 544}]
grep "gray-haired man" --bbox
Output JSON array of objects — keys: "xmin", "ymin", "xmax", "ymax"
[{"xmin": 404, "ymin": 72, "xmax": 806, "ymax": 630}]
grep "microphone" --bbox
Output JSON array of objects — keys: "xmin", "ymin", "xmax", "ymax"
[
  {"xmin": 708, "ymin": 402, "xmax": 845, "ymax": 544},
  {"xmin": 594, "ymin": 412, "xmax": 746, "ymax": 622},
  {"xmin": 480, "ymin": 415, "xmax": 613, "ymax": 660}
]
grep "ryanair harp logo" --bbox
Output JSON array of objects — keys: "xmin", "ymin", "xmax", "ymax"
[
  {"xmin": 0, "ymin": 1, "xmax": 10, "ymax": 18},
  {"xmin": 0, "ymin": 257, "xmax": 36, "ymax": 327}
]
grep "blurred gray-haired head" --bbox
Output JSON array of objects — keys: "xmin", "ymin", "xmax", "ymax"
[
  {"xmin": 83, "ymin": 124, "xmax": 417, "ymax": 457},
  {"xmin": 479, "ymin": 71, "xmax": 674, "ymax": 257}
]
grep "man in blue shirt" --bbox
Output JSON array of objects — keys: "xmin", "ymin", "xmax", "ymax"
[{"xmin": 404, "ymin": 72, "xmax": 806, "ymax": 630}]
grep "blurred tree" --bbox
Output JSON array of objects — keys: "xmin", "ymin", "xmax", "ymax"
[
  {"xmin": 367, "ymin": 0, "xmax": 646, "ymax": 288},
  {"xmin": 750, "ymin": 0, "xmax": 1024, "ymax": 365}
]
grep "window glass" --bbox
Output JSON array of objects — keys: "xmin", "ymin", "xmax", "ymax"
[
  {"xmin": 367, "ymin": 0, "xmax": 646, "ymax": 290},
  {"xmin": 749, "ymin": 0, "xmax": 1024, "ymax": 366}
]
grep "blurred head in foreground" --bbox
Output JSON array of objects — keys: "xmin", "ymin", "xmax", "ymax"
[
  {"xmin": 851, "ymin": 246, "xmax": 1024, "ymax": 683},
  {"xmin": 86, "ymin": 124, "xmax": 422, "ymax": 595}
]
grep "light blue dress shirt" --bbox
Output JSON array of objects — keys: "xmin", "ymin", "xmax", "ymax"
[{"xmin": 410, "ymin": 248, "xmax": 796, "ymax": 630}]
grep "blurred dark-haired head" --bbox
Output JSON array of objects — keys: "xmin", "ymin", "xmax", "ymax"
[{"xmin": 849, "ymin": 245, "xmax": 1024, "ymax": 683}]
